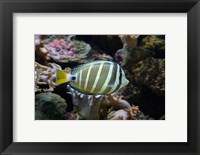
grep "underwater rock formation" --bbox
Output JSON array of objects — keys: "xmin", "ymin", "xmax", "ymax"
[
  {"xmin": 45, "ymin": 35, "xmax": 91, "ymax": 63},
  {"xmin": 131, "ymin": 57, "xmax": 165, "ymax": 96},
  {"xmin": 35, "ymin": 62, "xmax": 62, "ymax": 92},
  {"xmin": 140, "ymin": 35, "xmax": 165, "ymax": 59},
  {"xmin": 35, "ymin": 92, "xmax": 67, "ymax": 120},
  {"xmin": 115, "ymin": 47, "xmax": 154, "ymax": 67}
]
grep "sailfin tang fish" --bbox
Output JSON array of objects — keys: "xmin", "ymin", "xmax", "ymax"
[{"xmin": 56, "ymin": 60, "xmax": 129, "ymax": 95}]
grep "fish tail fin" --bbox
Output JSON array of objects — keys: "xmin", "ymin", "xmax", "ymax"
[{"xmin": 56, "ymin": 70, "xmax": 69, "ymax": 85}]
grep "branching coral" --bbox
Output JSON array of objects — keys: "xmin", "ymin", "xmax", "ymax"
[
  {"xmin": 44, "ymin": 35, "xmax": 91, "ymax": 63},
  {"xmin": 35, "ymin": 62, "xmax": 62, "ymax": 92}
]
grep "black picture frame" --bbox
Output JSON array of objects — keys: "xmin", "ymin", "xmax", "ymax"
[{"xmin": 0, "ymin": 0, "xmax": 199, "ymax": 154}]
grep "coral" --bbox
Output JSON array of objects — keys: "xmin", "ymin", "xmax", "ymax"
[
  {"xmin": 35, "ymin": 44, "xmax": 51, "ymax": 65},
  {"xmin": 44, "ymin": 35, "xmax": 91, "ymax": 63},
  {"xmin": 131, "ymin": 57, "xmax": 165, "ymax": 95},
  {"xmin": 66, "ymin": 88, "xmax": 142, "ymax": 120},
  {"xmin": 94, "ymin": 53, "xmax": 113, "ymax": 61},
  {"xmin": 34, "ymin": 35, "xmax": 165, "ymax": 120},
  {"xmin": 119, "ymin": 35, "xmax": 139, "ymax": 49},
  {"xmin": 127, "ymin": 105, "xmax": 139, "ymax": 120},
  {"xmin": 115, "ymin": 47, "xmax": 153, "ymax": 67},
  {"xmin": 107, "ymin": 105, "xmax": 140, "ymax": 120},
  {"xmin": 35, "ymin": 92, "xmax": 67, "ymax": 120},
  {"xmin": 67, "ymin": 86, "xmax": 106, "ymax": 120},
  {"xmin": 35, "ymin": 62, "xmax": 62, "ymax": 92},
  {"xmin": 140, "ymin": 35, "xmax": 165, "ymax": 58},
  {"xmin": 107, "ymin": 95, "xmax": 140, "ymax": 120},
  {"xmin": 107, "ymin": 109, "xmax": 129, "ymax": 120},
  {"xmin": 107, "ymin": 94, "xmax": 131, "ymax": 110}
]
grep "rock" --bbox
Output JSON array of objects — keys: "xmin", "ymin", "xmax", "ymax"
[
  {"xmin": 121, "ymin": 57, "xmax": 165, "ymax": 119},
  {"xmin": 139, "ymin": 35, "xmax": 165, "ymax": 59},
  {"xmin": 115, "ymin": 47, "xmax": 154, "ymax": 67},
  {"xmin": 131, "ymin": 57, "xmax": 165, "ymax": 96},
  {"xmin": 35, "ymin": 93, "xmax": 67, "ymax": 120}
]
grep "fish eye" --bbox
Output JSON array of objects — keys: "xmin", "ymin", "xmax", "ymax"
[{"xmin": 71, "ymin": 76, "xmax": 76, "ymax": 80}]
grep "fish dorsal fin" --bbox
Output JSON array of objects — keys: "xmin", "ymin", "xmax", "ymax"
[{"xmin": 72, "ymin": 64, "xmax": 90, "ymax": 74}]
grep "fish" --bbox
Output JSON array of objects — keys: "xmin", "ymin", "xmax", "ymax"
[{"xmin": 56, "ymin": 60, "xmax": 129, "ymax": 95}]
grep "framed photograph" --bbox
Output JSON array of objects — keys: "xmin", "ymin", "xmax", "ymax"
[{"xmin": 0, "ymin": 0, "xmax": 199, "ymax": 154}]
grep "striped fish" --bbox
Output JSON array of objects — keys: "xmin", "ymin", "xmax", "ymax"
[{"xmin": 56, "ymin": 61, "xmax": 129, "ymax": 95}]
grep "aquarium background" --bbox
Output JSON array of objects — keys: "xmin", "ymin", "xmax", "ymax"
[{"xmin": 35, "ymin": 35, "xmax": 165, "ymax": 120}]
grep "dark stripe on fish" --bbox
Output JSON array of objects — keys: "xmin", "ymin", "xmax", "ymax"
[{"xmin": 113, "ymin": 67, "xmax": 122, "ymax": 93}]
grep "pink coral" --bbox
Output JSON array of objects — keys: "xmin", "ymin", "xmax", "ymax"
[
  {"xmin": 45, "ymin": 38, "xmax": 79, "ymax": 62},
  {"xmin": 43, "ymin": 36, "xmax": 91, "ymax": 63}
]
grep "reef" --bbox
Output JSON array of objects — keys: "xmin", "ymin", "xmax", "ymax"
[
  {"xmin": 44, "ymin": 35, "xmax": 91, "ymax": 63},
  {"xmin": 35, "ymin": 35, "xmax": 165, "ymax": 120},
  {"xmin": 65, "ymin": 87, "xmax": 149, "ymax": 120},
  {"xmin": 139, "ymin": 35, "xmax": 165, "ymax": 59},
  {"xmin": 35, "ymin": 92, "xmax": 67, "ymax": 120},
  {"xmin": 35, "ymin": 62, "xmax": 61, "ymax": 92},
  {"xmin": 131, "ymin": 57, "xmax": 165, "ymax": 96}
]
